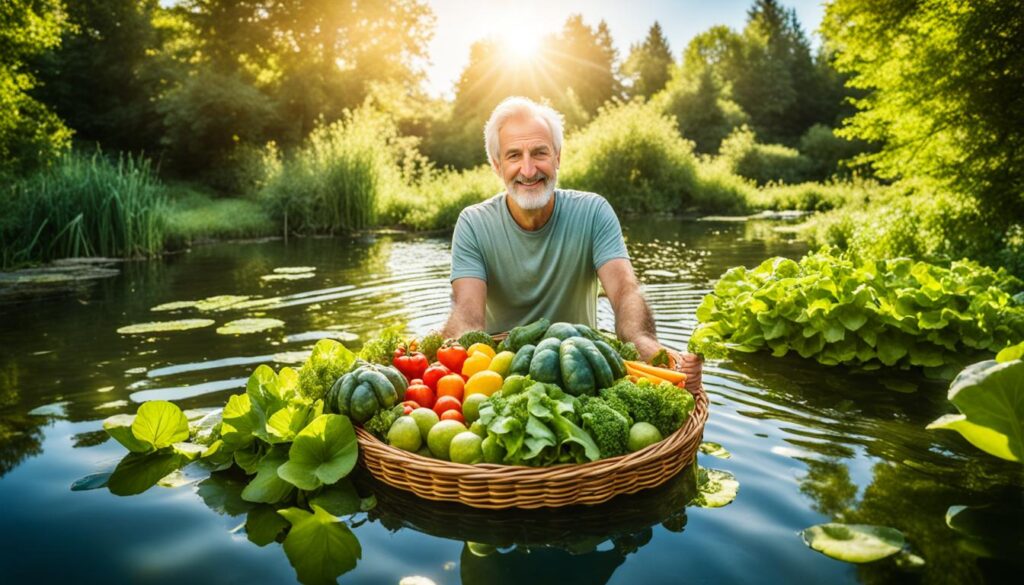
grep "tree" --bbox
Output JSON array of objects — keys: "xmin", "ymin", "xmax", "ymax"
[
  {"xmin": 0, "ymin": 0, "xmax": 71, "ymax": 177},
  {"xmin": 656, "ymin": 65, "xmax": 748, "ymax": 154},
  {"xmin": 623, "ymin": 22, "xmax": 673, "ymax": 99},
  {"xmin": 32, "ymin": 0, "xmax": 169, "ymax": 155},
  {"xmin": 822, "ymin": 0, "xmax": 1024, "ymax": 218}
]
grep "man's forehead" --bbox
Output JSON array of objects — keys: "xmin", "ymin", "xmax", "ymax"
[{"xmin": 499, "ymin": 114, "xmax": 554, "ymax": 150}]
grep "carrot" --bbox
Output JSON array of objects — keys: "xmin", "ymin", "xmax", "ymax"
[
  {"xmin": 625, "ymin": 360, "xmax": 687, "ymax": 384},
  {"xmin": 624, "ymin": 363, "xmax": 672, "ymax": 385}
]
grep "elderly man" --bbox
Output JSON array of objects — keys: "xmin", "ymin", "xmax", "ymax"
[{"xmin": 443, "ymin": 96, "xmax": 701, "ymax": 389}]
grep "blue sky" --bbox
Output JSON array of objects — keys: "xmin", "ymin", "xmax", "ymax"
[{"xmin": 425, "ymin": 0, "xmax": 827, "ymax": 97}]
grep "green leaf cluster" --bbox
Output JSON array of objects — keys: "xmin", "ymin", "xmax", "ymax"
[
  {"xmin": 477, "ymin": 377, "xmax": 600, "ymax": 466},
  {"xmin": 297, "ymin": 339, "xmax": 356, "ymax": 400},
  {"xmin": 357, "ymin": 324, "xmax": 406, "ymax": 365},
  {"xmin": 690, "ymin": 249, "xmax": 1024, "ymax": 373}
]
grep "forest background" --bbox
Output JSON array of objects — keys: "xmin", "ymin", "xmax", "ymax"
[{"xmin": 1, "ymin": 0, "xmax": 1021, "ymax": 278}]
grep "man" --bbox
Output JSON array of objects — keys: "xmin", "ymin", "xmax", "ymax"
[{"xmin": 443, "ymin": 96, "xmax": 701, "ymax": 390}]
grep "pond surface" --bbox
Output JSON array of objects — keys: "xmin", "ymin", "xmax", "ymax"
[{"xmin": 0, "ymin": 218, "xmax": 1019, "ymax": 584}]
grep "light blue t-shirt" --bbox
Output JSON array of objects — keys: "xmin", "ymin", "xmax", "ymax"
[{"xmin": 450, "ymin": 189, "xmax": 629, "ymax": 333}]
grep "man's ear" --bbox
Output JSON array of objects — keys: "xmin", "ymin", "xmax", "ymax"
[{"xmin": 555, "ymin": 150, "xmax": 561, "ymax": 169}]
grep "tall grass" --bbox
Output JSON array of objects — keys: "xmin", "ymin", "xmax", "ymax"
[
  {"xmin": 748, "ymin": 178, "xmax": 880, "ymax": 212},
  {"xmin": 1, "ymin": 151, "xmax": 168, "ymax": 268},
  {"xmin": 259, "ymin": 108, "xmax": 403, "ymax": 235},
  {"xmin": 379, "ymin": 165, "xmax": 498, "ymax": 230}
]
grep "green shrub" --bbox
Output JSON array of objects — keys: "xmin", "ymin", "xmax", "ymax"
[
  {"xmin": 690, "ymin": 159, "xmax": 754, "ymax": 214},
  {"xmin": 749, "ymin": 179, "xmax": 879, "ymax": 212},
  {"xmin": 801, "ymin": 181, "xmax": 1005, "ymax": 267},
  {"xmin": 1, "ymin": 151, "xmax": 168, "ymax": 268},
  {"xmin": 717, "ymin": 126, "xmax": 812, "ymax": 186},
  {"xmin": 560, "ymin": 100, "xmax": 699, "ymax": 213},
  {"xmin": 654, "ymin": 67, "xmax": 748, "ymax": 154},
  {"xmin": 259, "ymin": 107, "xmax": 403, "ymax": 235},
  {"xmin": 379, "ymin": 165, "xmax": 498, "ymax": 231},
  {"xmin": 690, "ymin": 248, "xmax": 1024, "ymax": 376},
  {"xmin": 797, "ymin": 124, "xmax": 874, "ymax": 181}
]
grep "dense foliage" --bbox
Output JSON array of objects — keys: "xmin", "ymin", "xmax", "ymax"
[{"xmin": 690, "ymin": 249, "xmax": 1024, "ymax": 376}]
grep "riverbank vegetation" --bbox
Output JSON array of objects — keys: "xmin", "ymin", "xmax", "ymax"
[{"xmin": 1, "ymin": 0, "xmax": 1021, "ymax": 282}]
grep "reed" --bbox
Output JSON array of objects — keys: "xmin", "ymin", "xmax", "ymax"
[{"xmin": 1, "ymin": 151, "xmax": 168, "ymax": 268}]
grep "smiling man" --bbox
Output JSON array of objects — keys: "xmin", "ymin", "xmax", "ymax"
[{"xmin": 442, "ymin": 96, "xmax": 701, "ymax": 389}]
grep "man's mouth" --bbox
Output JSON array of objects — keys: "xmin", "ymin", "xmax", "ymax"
[{"xmin": 516, "ymin": 174, "xmax": 546, "ymax": 187}]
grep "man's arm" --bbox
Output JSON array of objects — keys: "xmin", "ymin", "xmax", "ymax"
[
  {"xmin": 442, "ymin": 277, "xmax": 487, "ymax": 339},
  {"xmin": 597, "ymin": 258, "xmax": 702, "ymax": 391}
]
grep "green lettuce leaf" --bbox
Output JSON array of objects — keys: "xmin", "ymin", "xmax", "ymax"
[
  {"xmin": 278, "ymin": 505, "xmax": 361, "ymax": 585},
  {"xmin": 277, "ymin": 414, "xmax": 358, "ymax": 490}
]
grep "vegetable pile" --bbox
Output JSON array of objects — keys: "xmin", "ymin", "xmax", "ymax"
[
  {"xmin": 690, "ymin": 249, "xmax": 1024, "ymax": 375},
  {"xmin": 359, "ymin": 319, "xmax": 697, "ymax": 465}
]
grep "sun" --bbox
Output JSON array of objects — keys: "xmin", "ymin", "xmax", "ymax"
[{"xmin": 496, "ymin": 29, "xmax": 546, "ymax": 61}]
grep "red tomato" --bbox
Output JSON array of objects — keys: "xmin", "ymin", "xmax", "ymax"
[
  {"xmin": 404, "ymin": 383, "xmax": 435, "ymax": 409},
  {"xmin": 440, "ymin": 410, "xmax": 465, "ymax": 423},
  {"xmin": 437, "ymin": 343, "xmax": 468, "ymax": 374},
  {"xmin": 421, "ymin": 363, "xmax": 451, "ymax": 391},
  {"xmin": 393, "ymin": 351, "xmax": 428, "ymax": 382},
  {"xmin": 433, "ymin": 395, "xmax": 462, "ymax": 417}
]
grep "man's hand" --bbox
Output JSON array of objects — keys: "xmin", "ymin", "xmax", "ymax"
[{"xmin": 634, "ymin": 335, "xmax": 703, "ymax": 392}]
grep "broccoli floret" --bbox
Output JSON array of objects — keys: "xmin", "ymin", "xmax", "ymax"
[
  {"xmin": 599, "ymin": 379, "xmax": 694, "ymax": 437},
  {"xmin": 458, "ymin": 330, "xmax": 495, "ymax": 350},
  {"xmin": 578, "ymin": 396, "xmax": 632, "ymax": 458},
  {"xmin": 364, "ymin": 405, "xmax": 403, "ymax": 440},
  {"xmin": 418, "ymin": 330, "xmax": 445, "ymax": 362}
]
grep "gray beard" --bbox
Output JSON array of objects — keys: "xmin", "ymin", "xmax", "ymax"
[{"xmin": 507, "ymin": 175, "xmax": 556, "ymax": 210}]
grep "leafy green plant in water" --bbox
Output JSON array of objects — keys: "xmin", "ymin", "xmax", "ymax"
[
  {"xmin": 926, "ymin": 342, "xmax": 1024, "ymax": 462},
  {"xmin": 801, "ymin": 523, "xmax": 906, "ymax": 563},
  {"xmin": 689, "ymin": 248, "xmax": 1024, "ymax": 375}
]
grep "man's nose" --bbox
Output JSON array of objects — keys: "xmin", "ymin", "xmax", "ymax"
[{"xmin": 521, "ymin": 154, "xmax": 536, "ymax": 177}]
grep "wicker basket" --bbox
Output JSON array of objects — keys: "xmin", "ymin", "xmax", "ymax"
[{"xmin": 356, "ymin": 383, "xmax": 709, "ymax": 510}]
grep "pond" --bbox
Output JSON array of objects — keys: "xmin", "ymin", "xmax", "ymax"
[{"xmin": 0, "ymin": 218, "xmax": 1018, "ymax": 584}]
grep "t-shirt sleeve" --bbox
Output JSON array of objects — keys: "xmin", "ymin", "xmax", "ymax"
[
  {"xmin": 450, "ymin": 211, "xmax": 488, "ymax": 282},
  {"xmin": 592, "ymin": 198, "xmax": 629, "ymax": 270}
]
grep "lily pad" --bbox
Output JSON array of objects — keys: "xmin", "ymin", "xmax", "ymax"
[
  {"xmin": 699, "ymin": 442, "xmax": 732, "ymax": 459},
  {"xmin": 801, "ymin": 523, "xmax": 905, "ymax": 563},
  {"xmin": 216, "ymin": 318, "xmax": 285, "ymax": 335},
  {"xmin": 278, "ymin": 505, "xmax": 361, "ymax": 585},
  {"xmin": 150, "ymin": 295, "xmax": 251, "ymax": 312},
  {"xmin": 95, "ymin": 400, "xmax": 129, "ymax": 410},
  {"xmin": 117, "ymin": 319, "xmax": 215, "ymax": 335},
  {"xmin": 691, "ymin": 467, "xmax": 739, "ymax": 508},
  {"xmin": 274, "ymin": 266, "xmax": 317, "ymax": 274},
  {"xmin": 261, "ymin": 273, "xmax": 315, "ymax": 281}
]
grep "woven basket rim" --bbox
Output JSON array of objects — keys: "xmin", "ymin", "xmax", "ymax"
[{"xmin": 356, "ymin": 384, "xmax": 708, "ymax": 498}]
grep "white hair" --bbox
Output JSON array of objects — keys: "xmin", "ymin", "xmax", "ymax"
[{"xmin": 483, "ymin": 97, "xmax": 564, "ymax": 167}]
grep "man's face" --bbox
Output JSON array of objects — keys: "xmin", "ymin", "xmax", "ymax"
[{"xmin": 494, "ymin": 114, "xmax": 560, "ymax": 211}]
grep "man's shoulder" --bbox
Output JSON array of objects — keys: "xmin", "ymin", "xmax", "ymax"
[
  {"xmin": 458, "ymin": 192, "xmax": 505, "ymax": 225},
  {"xmin": 556, "ymin": 189, "xmax": 615, "ymax": 216}
]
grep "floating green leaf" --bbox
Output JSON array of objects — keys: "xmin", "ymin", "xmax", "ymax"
[
  {"xmin": 996, "ymin": 341, "xmax": 1024, "ymax": 363},
  {"xmin": 699, "ymin": 442, "xmax": 732, "ymax": 459},
  {"xmin": 308, "ymin": 479, "xmax": 362, "ymax": 517},
  {"xmin": 691, "ymin": 467, "xmax": 739, "ymax": 508},
  {"xmin": 131, "ymin": 401, "xmax": 190, "ymax": 450},
  {"xmin": 801, "ymin": 523, "xmax": 905, "ymax": 563},
  {"xmin": 216, "ymin": 318, "xmax": 285, "ymax": 335},
  {"xmin": 278, "ymin": 505, "xmax": 361, "ymax": 585},
  {"xmin": 277, "ymin": 415, "xmax": 358, "ymax": 491},
  {"xmin": 103, "ymin": 414, "xmax": 152, "ymax": 453},
  {"xmin": 108, "ymin": 451, "xmax": 189, "ymax": 496},
  {"xmin": 240, "ymin": 447, "xmax": 294, "ymax": 504},
  {"xmin": 927, "ymin": 359, "xmax": 1024, "ymax": 462},
  {"xmin": 245, "ymin": 505, "xmax": 290, "ymax": 547},
  {"xmin": 261, "ymin": 273, "xmax": 315, "ymax": 281},
  {"xmin": 151, "ymin": 295, "xmax": 251, "ymax": 312},
  {"xmin": 274, "ymin": 266, "xmax": 317, "ymax": 274},
  {"xmin": 117, "ymin": 319, "xmax": 215, "ymax": 334}
]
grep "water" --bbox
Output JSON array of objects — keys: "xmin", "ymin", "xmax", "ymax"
[{"xmin": 0, "ymin": 219, "xmax": 1019, "ymax": 584}]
